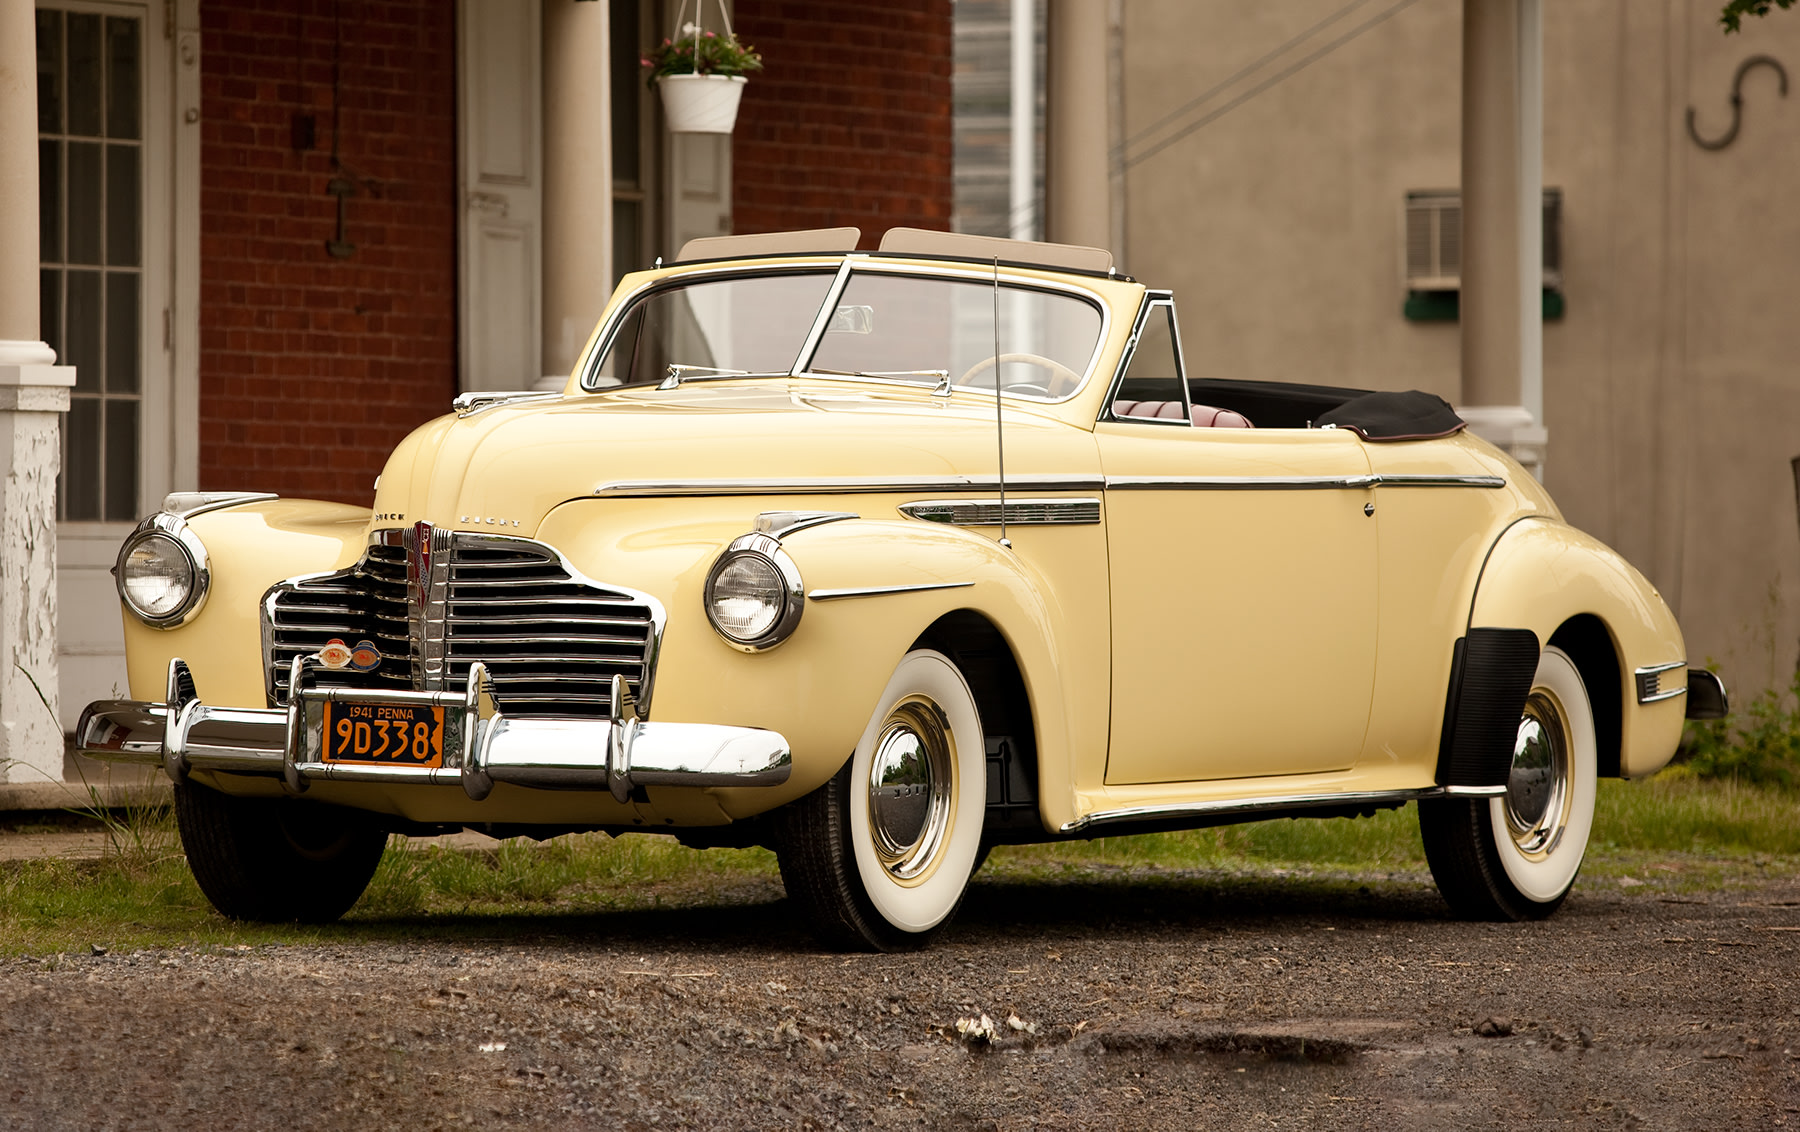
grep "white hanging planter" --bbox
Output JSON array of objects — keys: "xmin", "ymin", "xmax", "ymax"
[{"xmin": 658, "ymin": 74, "xmax": 748, "ymax": 135}]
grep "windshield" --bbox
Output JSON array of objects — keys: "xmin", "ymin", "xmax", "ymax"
[
  {"xmin": 588, "ymin": 266, "xmax": 1105, "ymax": 399},
  {"xmin": 594, "ymin": 272, "xmax": 838, "ymax": 386},
  {"xmin": 809, "ymin": 273, "xmax": 1102, "ymax": 399}
]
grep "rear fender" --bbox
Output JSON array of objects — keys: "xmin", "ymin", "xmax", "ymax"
[{"xmin": 1468, "ymin": 518, "xmax": 1687, "ymax": 779}]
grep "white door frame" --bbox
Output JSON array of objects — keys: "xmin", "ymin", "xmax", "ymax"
[{"xmin": 50, "ymin": 0, "xmax": 200, "ymax": 728}]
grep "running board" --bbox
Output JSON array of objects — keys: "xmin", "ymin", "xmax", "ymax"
[{"xmin": 1057, "ymin": 786, "xmax": 1496, "ymax": 835}]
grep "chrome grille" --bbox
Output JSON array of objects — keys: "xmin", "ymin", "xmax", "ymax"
[{"xmin": 264, "ymin": 531, "xmax": 660, "ymax": 720}]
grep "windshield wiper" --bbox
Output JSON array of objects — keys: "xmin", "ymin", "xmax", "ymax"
[
  {"xmin": 806, "ymin": 368, "xmax": 952, "ymax": 393},
  {"xmin": 658, "ymin": 363, "xmax": 752, "ymax": 391}
]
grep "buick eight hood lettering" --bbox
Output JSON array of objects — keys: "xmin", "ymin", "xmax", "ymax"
[{"xmin": 80, "ymin": 227, "xmax": 1729, "ymax": 950}]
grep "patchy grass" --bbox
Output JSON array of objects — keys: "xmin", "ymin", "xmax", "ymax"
[{"xmin": 1, "ymin": 776, "xmax": 1797, "ymax": 956}]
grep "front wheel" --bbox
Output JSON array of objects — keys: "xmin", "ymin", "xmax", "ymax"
[
  {"xmin": 175, "ymin": 782, "xmax": 388, "ymax": 923},
  {"xmin": 776, "ymin": 649, "xmax": 987, "ymax": 951},
  {"xmin": 1420, "ymin": 646, "xmax": 1598, "ymax": 921}
]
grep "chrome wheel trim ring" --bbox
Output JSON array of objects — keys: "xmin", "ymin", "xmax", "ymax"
[
  {"xmin": 866, "ymin": 698, "xmax": 955, "ymax": 883},
  {"xmin": 1504, "ymin": 691, "xmax": 1571, "ymax": 858}
]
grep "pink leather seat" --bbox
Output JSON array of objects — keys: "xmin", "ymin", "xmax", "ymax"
[{"xmin": 1112, "ymin": 399, "xmax": 1254, "ymax": 429}]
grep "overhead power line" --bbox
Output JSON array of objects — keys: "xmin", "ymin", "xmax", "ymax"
[
  {"xmin": 1121, "ymin": 0, "xmax": 1426, "ymax": 170},
  {"xmin": 1116, "ymin": 0, "xmax": 1381, "ymax": 156}
]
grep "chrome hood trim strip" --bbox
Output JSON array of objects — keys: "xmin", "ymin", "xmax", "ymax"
[
  {"xmin": 595, "ymin": 474, "xmax": 1107, "ymax": 497},
  {"xmin": 807, "ymin": 581, "xmax": 974, "ymax": 602}
]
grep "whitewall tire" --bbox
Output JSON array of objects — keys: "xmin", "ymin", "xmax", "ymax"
[{"xmin": 776, "ymin": 649, "xmax": 986, "ymax": 950}]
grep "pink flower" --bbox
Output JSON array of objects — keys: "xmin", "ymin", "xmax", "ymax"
[{"xmin": 704, "ymin": 30, "xmax": 716, "ymax": 37}]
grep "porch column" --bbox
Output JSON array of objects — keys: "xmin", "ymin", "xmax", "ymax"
[
  {"xmin": 540, "ymin": 0, "xmax": 613, "ymax": 389},
  {"xmin": 1045, "ymin": 0, "xmax": 1111, "ymax": 252},
  {"xmin": 0, "ymin": 0, "xmax": 77, "ymax": 783},
  {"xmin": 1459, "ymin": 0, "xmax": 1546, "ymax": 477}
]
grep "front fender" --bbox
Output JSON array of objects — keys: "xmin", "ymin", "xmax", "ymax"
[
  {"xmin": 534, "ymin": 501, "xmax": 1102, "ymax": 825},
  {"xmin": 1469, "ymin": 517, "xmax": 1688, "ymax": 778},
  {"xmin": 122, "ymin": 499, "xmax": 372, "ymax": 707}
]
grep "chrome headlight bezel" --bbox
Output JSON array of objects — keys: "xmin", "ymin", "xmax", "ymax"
[
  {"xmin": 115, "ymin": 514, "xmax": 211, "ymax": 629},
  {"xmin": 703, "ymin": 532, "xmax": 804, "ymax": 652}
]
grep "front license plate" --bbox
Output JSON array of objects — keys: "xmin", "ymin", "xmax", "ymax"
[{"xmin": 322, "ymin": 701, "xmax": 446, "ymax": 768}]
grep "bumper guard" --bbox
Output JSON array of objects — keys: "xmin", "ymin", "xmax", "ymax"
[{"xmin": 75, "ymin": 658, "xmax": 792, "ymax": 804}]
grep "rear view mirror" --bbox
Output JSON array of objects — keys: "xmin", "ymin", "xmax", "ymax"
[{"xmin": 828, "ymin": 305, "xmax": 875, "ymax": 334}]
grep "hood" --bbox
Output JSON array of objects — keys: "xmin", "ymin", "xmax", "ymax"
[{"xmin": 371, "ymin": 381, "xmax": 1098, "ymax": 536}]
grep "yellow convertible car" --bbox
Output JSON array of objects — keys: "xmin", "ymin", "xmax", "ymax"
[{"xmin": 78, "ymin": 227, "xmax": 1726, "ymax": 950}]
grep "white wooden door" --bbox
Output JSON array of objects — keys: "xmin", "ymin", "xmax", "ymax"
[
  {"xmin": 457, "ymin": 0, "xmax": 543, "ymax": 393},
  {"xmin": 46, "ymin": 0, "xmax": 197, "ymax": 729}
]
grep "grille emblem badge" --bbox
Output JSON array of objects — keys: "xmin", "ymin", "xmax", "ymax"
[
  {"xmin": 409, "ymin": 520, "xmax": 433, "ymax": 615},
  {"xmin": 404, "ymin": 521, "xmax": 453, "ymax": 690}
]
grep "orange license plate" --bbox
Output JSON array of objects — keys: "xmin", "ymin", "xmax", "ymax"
[{"xmin": 322, "ymin": 701, "xmax": 445, "ymax": 768}]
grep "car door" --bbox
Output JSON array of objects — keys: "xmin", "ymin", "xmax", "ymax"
[{"xmin": 1098, "ymin": 297, "xmax": 1379, "ymax": 784}]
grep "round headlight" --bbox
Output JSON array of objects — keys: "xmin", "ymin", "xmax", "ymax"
[
  {"xmin": 704, "ymin": 535, "xmax": 803, "ymax": 651},
  {"xmin": 117, "ymin": 528, "xmax": 206, "ymax": 626}
]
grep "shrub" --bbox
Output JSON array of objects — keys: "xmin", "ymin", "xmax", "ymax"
[{"xmin": 1677, "ymin": 668, "xmax": 1800, "ymax": 788}]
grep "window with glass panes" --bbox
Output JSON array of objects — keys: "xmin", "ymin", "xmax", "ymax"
[{"xmin": 37, "ymin": 7, "xmax": 142, "ymax": 522}]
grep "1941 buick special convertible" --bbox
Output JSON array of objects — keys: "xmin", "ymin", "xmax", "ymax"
[{"xmin": 78, "ymin": 226, "xmax": 1727, "ymax": 950}]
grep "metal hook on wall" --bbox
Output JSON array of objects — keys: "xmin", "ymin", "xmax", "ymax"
[{"xmin": 1687, "ymin": 54, "xmax": 1788, "ymax": 151}]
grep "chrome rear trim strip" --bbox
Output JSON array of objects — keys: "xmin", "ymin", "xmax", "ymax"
[
  {"xmin": 594, "ymin": 474, "xmax": 1106, "ymax": 497},
  {"xmin": 1103, "ymin": 473, "xmax": 1506, "ymax": 491},
  {"xmin": 899, "ymin": 498, "xmax": 1101, "ymax": 526},
  {"xmin": 1059, "ymin": 787, "xmax": 1446, "ymax": 833},
  {"xmin": 807, "ymin": 581, "xmax": 974, "ymax": 602}
]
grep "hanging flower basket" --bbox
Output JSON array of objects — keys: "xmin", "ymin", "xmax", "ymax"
[
  {"xmin": 643, "ymin": 0, "xmax": 762, "ymax": 136},
  {"xmin": 657, "ymin": 73, "xmax": 749, "ymax": 134}
]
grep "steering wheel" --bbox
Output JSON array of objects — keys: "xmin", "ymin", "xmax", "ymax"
[{"xmin": 955, "ymin": 352, "xmax": 1082, "ymax": 396}]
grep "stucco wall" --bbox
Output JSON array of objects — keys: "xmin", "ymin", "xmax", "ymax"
[{"xmin": 1120, "ymin": 0, "xmax": 1800, "ymax": 697}]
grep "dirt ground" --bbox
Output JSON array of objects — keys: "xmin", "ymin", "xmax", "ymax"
[{"xmin": 1, "ymin": 863, "xmax": 1797, "ymax": 1131}]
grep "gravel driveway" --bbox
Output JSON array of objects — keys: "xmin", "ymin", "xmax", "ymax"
[{"xmin": 2, "ymin": 865, "xmax": 1797, "ymax": 1130}]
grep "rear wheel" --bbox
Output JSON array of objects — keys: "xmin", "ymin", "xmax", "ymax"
[
  {"xmin": 175, "ymin": 782, "xmax": 388, "ymax": 923},
  {"xmin": 776, "ymin": 650, "xmax": 986, "ymax": 951},
  {"xmin": 1420, "ymin": 646, "xmax": 1598, "ymax": 921}
]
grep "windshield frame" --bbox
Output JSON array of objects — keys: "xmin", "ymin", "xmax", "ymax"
[{"xmin": 577, "ymin": 256, "xmax": 1113, "ymax": 403}]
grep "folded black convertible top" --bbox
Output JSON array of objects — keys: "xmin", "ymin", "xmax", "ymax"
[{"xmin": 1314, "ymin": 390, "xmax": 1465, "ymax": 442}]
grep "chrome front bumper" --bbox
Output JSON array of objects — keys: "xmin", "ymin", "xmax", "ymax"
[{"xmin": 75, "ymin": 659, "xmax": 791, "ymax": 804}]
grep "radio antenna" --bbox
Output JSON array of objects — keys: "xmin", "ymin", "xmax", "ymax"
[{"xmin": 992, "ymin": 256, "xmax": 1010, "ymax": 549}]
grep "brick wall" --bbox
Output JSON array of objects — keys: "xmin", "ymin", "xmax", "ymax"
[
  {"xmin": 199, "ymin": 0, "xmax": 456, "ymax": 504},
  {"xmin": 731, "ymin": 3, "xmax": 953, "ymax": 246}
]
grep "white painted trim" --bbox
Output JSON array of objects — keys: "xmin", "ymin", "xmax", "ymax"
[
  {"xmin": 1008, "ymin": 0, "xmax": 1033, "ymax": 241},
  {"xmin": 171, "ymin": 0, "xmax": 200, "ymax": 492},
  {"xmin": 0, "ymin": 341, "xmax": 57, "ymax": 366}
]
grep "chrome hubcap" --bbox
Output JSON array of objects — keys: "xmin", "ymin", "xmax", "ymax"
[
  {"xmin": 1505, "ymin": 691, "xmax": 1570, "ymax": 856},
  {"xmin": 867, "ymin": 698, "xmax": 955, "ymax": 881}
]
